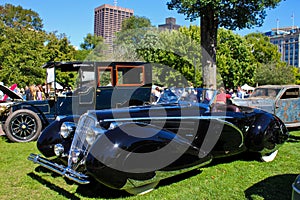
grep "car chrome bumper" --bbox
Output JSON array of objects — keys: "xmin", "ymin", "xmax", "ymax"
[{"xmin": 28, "ymin": 153, "xmax": 90, "ymax": 184}]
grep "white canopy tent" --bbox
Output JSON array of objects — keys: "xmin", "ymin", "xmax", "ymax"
[{"xmin": 241, "ymin": 84, "xmax": 255, "ymax": 91}]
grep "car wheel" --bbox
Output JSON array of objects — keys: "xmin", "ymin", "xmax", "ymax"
[
  {"xmin": 125, "ymin": 181, "xmax": 159, "ymax": 195},
  {"xmin": 4, "ymin": 109, "xmax": 42, "ymax": 142},
  {"xmin": 260, "ymin": 150, "xmax": 278, "ymax": 162}
]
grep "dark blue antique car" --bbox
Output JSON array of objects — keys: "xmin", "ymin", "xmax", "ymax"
[
  {"xmin": 0, "ymin": 61, "xmax": 152, "ymax": 142},
  {"xmin": 28, "ymin": 87, "xmax": 289, "ymax": 195},
  {"xmin": 233, "ymin": 85, "xmax": 300, "ymax": 128}
]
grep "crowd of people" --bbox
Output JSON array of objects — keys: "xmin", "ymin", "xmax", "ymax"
[
  {"xmin": 0, "ymin": 82, "xmax": 73, "ymax": 101},
  {"xmin": 150, "ymin": 83, "xmax": 253, "ymax": 104}
]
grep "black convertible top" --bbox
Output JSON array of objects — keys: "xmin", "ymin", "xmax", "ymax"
[{"xmin": 42, "ymin": 61, "xmax": 148, "ymax": 72}]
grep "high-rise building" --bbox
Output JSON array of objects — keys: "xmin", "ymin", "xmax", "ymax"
[
  {"xmin": 94, "ymin": 4, "xmax": 134, "ymax": 53},
  {"xmin": 265, "ymin": 26, "xmax": 300, "ymax": 67}
]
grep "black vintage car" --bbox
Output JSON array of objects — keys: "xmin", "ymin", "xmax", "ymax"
[
  {"xmin": 28, "ymin": 87, "xmax": 289, "ymax": 195},
  {"xmin": 0, "ymin": 61, "xmax": 152, "ymax": 142}
]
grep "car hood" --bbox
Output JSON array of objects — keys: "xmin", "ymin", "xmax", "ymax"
[
  {"xmin": 0, "ymin": 85, "xmax": 23, "ymax": 101},
  {"xmin": 232, "ymin": 98, "xmax": 275, "ymax": 113}
]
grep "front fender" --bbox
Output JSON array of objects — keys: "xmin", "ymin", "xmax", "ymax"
[
  {"xmin": 37, "ymin": 115, "xmax": 80, "ymax": 157},
  {"xmin": 245, "ymin": 112, "xmax": 289, "ymax": 153},
  {"xmin": 85, "ymin": 123, "xmax": 206, "ymax": 189}
]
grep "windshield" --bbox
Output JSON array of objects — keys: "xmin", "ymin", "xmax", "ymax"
[
  {"xmin": 251, "ymin": 88, "xmax": 281, "ymax": 98},
  {"xmin": 157, "ymin": 87, "xmax": 215, "ymax": 105}
]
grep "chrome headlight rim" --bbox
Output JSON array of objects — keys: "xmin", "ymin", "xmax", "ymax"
[
  {"xmin": 60, "ymin": 122, "xmax": 77, "ymax": 139},
  {"xmin": 54, "ymin": 143, "xmax": 65, "ymax": 157},
  {"xmin": 86, "ymin": 126, "xmax": 107, "ymax": 146}
]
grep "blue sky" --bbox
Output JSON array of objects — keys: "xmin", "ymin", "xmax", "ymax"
[{"xmin": 3, "ymin": 0, "xmax": 300, "ymax": 48}]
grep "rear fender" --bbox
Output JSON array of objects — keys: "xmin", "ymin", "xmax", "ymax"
[{"xmin": 245, "ymin": 112, "xmax": 288, "ymax": 153}]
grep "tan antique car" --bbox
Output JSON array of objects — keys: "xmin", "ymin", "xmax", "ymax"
[{"xmin": 233, "ymin": 85, "xmax": 300, "ymax": 128}]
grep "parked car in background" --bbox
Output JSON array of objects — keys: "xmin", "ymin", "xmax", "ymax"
[
  {"xmin": 233, "ymin": 85, "xmax": 300, "ymax": 128},
  {"xmin": 0, "ymin": 61, "xmax": 152, "ymax": 142},
  {"xmin": 29, "ymin": 87, "xmax": 289, "ymax": 195}
]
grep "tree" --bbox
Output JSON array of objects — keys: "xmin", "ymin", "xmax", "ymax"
[
  {"xmin": 0, "ymin": 4, "xmax": 76, "ymax": 88},
  {"xmin": 115, "ymin": 26, "xmax": 202, "ymax": 87},
  {"xmin": 167, "ymin": 0, "xmax": 283, "ymax": 89},
  {"xmin": 244, "ymin": 32, "xmax": 296, "ymax": 85},
  {"xmin": 293, "ymin": 67, "xmax": 300, "ymax": 85},
  {"xmin": 137, "ymin": 30, "xmax": 202, "ymax": 87},
  {"xmin": 217, "ymin": 29, "xmax": 256, "ymax": 89},
  {"xmin": 255, "ymin": 62, "xmax": 295, "ymax": 85},
  {"xmin": 75, "ymin": 33, "xmax": 106, "ymax": 61},
  {"xmin": 43, "ymin": 32, "xmax": 76, "ymax": 62},
  {"xmin": 121, "ymin": 16, "xmax": 152, "ymax": 31},
  {"xmin": 0, "ymin": 3, "xmax": 43, "ymax": 30},
  {"xmin": 0, "ymin": 24, "xmax": 48, "ymax": 87},
  {"xmin": 80, "ymin": 33, "xmax": 104, "ymax": 50},
  {"xmin": 245, "ymin": 32, "xmax": 281, "ymax": 65}
]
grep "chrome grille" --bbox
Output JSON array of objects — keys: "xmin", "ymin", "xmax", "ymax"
[{"xmin": 68, "ymin": 111, "xmax": 97, "ymax": 169}]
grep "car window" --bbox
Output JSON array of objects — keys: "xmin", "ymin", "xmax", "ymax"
[
  {"xmin": 98, "ymin": 67, "xmax": 113, "ymax": 86},
  {"xmin": 280, "ymin": 88, "xmax": 300, "ymax": 99},
  {"xmin": 116, "ymin": 66, "xmax": 145, "ymax": 86},
  {"xmin": 251, "ymin": 88, "xmax": 281, "ymax": 98}
]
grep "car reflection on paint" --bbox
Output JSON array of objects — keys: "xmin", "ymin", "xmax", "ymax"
[{"xmin": 28, "ymin": 87, "xmax": 289, "ymax": 195}]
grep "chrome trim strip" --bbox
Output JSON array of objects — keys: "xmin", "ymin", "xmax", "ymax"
[
  {"xmin": 292, "ymin": 182, "xmax": 300, "ymax": 194},
  {"xmin": 103, "ymin": 115, "xmax": 233, "ymax": 122},
  {"xmin": 28, "ymin": 153, "xmax": 90, "ymax": 184}
]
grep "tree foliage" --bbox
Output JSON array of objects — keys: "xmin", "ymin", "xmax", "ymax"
[
  {"xmin": 167, "ymin": 0, "xmax": 283, "ymax": 88},
  {"xmin": 75, "ymin": 33, "xmax": 107, "ymax": 61},
  {"xmin": 0, "ymin": 3, "xmax": 43, "ymax": 30},
  {"xmin": 217, "ymin": 29, "xmax": 257, "ymax": 89},
  {"xmin": 255, "ymin": 62, "xmax": 295, "ymax": 85},
  {"xmin": 245, "ymin": 32, "xmax": 296, "ymax": 85},
  {"xmin": 121, "ymin": 16, "xmax": 152, "ymax": 30},
  {"xmin": 115, "ymin": 27, "xmax": 202, "ymax": 87},
  {"xmin": 245, "ymin": 32, "xmax": 281, "ymax": 65},
  {"xmin": 0, "ymin": 4, "xmax": 76, "ymax": 88}
]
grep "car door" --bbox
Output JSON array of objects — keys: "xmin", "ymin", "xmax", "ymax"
[{"xmin": 275, "ymin": 87, "xmax": 300, "ymax": 127}]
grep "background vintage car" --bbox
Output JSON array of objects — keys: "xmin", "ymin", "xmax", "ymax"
[
  {"xmin": 29, "ymin": 88, "xmax": 289, "ymax": 195},
  {"xmin": 1, "ymin": 61, "xmax": 152, "ymax": 142},
  {"xmin": 233, "ymin": 85, "xmax": 300, "ymax": 128}
]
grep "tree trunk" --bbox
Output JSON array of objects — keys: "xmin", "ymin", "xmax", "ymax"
[{"xmin": 200, "ymin": 5, "xmax": 218, "ymax": 89}]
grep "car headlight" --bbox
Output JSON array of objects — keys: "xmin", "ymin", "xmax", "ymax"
[
  {"xmin": 86, "ymin": 127, "xmax": 96, "ymax": 146},
  {"xmin": 86, "ymin": 126, "xmax": 107, "ymax": 146},
  {"xmin": 54, "ymin": 144, "xmax": 65, "ymax": 157},
  {"xmin": 60, "ymin": 122, "xmax": 77, "ymax": 139}
]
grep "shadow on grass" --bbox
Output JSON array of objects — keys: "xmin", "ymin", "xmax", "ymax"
[
  {"xmin": 158, "ymin": 168, "xmax": 202, "ymax": 188},
  {"xmin": 75, "ymin": 179, "xmax": 130, "ymax": 199},
  {"xmin": 27, "ymin": 172, "xmax": 80, "ymax": 200},
  {"xmin": 244, "ymin": 173, "xmax": 298, "ymax": 200},
  {"xmin": 0, "ymin": 134, "xmax": 11, "ymax": 143},
  {"xmin": 287, "ymin": 134, "xmax": 300, "ymax": 143},
  {"xmin": 29, "ymin": 166, "xmax": 202, "ymax": 198},
  {"xmin": 202, "ymin": 152, "xmax": 260, "ymax": 169},
  {"xmin": 29, "ymin": 167, "xmax": 131, "ymax": 199}
]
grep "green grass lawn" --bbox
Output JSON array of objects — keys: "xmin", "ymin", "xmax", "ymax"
[{"xmin": 0, "ymin": 130, "xmax": 299, "ymax": 200}]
